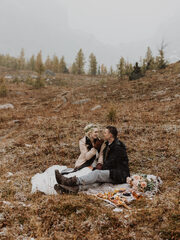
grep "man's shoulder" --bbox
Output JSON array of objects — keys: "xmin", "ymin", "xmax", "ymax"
[{"xmin": 114, "ymin": 139, "xmax": 126, "ymax": 149}]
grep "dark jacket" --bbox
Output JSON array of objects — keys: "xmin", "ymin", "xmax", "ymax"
[{"xmin": 102, "ymin": 138, "xmax": 130, "ymax": 184}]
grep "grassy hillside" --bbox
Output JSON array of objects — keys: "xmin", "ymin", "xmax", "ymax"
[{"xmin": 0, "ymin": 62, "xmax": 179, "ymax": 239}]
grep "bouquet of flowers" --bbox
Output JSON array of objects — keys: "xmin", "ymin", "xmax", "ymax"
[{"xmin": 126, "ymin": 174, "xmax": 156, "ymax": 193}]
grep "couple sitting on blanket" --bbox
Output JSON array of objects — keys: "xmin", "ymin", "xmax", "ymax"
[{"xmin": 54, "ymin": 124, "xmax": 130, "ymax": 194}]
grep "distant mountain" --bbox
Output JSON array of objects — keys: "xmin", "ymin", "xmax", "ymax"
[{"xmin": 0, "ymin": 0, "xmax": 179, "ymax": 68}]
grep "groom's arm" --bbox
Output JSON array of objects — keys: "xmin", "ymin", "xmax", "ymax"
[{"xmin": 97, "ymin": 143, "xmax": 106, "ymax": 165}]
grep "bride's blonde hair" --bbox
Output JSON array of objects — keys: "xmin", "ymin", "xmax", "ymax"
[{"xmin": 84, "ymin": 123, "xmax": 99, "ymax": 138}]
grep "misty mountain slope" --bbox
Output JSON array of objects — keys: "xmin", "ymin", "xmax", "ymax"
[{"xmin": 0, "ymin": 63, "xmax": 179, "ymax": 239}]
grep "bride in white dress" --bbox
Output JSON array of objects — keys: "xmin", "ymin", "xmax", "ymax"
[{"xmin": 31, "ymin": 124, "xmax": 104, "ymax": 195}]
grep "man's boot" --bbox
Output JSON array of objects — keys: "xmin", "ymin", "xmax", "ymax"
[
  {"xmin": 56, "ymin": 184, "xmax": 79, "ymax": 194},
  {"xmin": 55, "ymin": 170, "xmax": 78, "ymax": 186},
  {"xmin": 54, "ymin": 184, "xmax": 65, "ymax": 194}
]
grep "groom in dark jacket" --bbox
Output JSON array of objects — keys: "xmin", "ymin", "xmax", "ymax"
[
  {"xmin": 54, "ymin": 126, "xmax": 130, "ymax": 194},
  {"xmin": 100, "ymin": 126, "xmax": 130, "ymax": 183}
]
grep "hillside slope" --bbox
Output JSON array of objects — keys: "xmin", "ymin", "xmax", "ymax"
[{"xmin": 0, "ymin": 63, "xmax": 179, "ymax": 239}]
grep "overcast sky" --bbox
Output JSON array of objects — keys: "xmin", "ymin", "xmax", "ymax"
[
  {"xmin": 61, "ymin": 0, "xmax": 179, "ymax": 45},
  {"xmin": 0, "ymin": 0, "xmax": 180, "ymax": 67}
]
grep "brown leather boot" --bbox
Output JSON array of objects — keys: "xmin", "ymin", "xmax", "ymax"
[
  {"xmin": 55, "ymin": 170, "xmax": 78, "ymax": 186},
  {"xmin": 54, "ymin": 184, "xmax": 65, "ymax": 194},
  {"xmin": 58, "ymin": 184, "xmax": 79, "ymax": 194}
]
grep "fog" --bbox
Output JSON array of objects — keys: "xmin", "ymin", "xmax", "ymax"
[{"xmin": 0, "ymin": 0, "xmax": 180, "ymax": 67}]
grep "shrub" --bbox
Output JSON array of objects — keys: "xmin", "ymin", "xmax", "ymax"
[
  {"xmin": 0, "ymin": 84, "xmax": 7, "ymax": 97},
  {"xmin": 107, "ymin": 107, "xmax": 117, "ymax": 123},
  {"xmin": 33, "ymin": 77, "xmax": 45, "ymax": 89},
  {"xmin": 13, "ymin": 76, "xmax": 20, "ymax": 84}
]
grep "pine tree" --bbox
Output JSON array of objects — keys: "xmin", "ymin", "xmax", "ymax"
[
  {"xmin": 18, "ymin": 48, "xmax": 26, "ymax": 70},
  {"xmin": 100, "ymin": 64, "xmax": 107, "ymax": 75},
  {"xmin": 71, "ymin": 62, "xmax": 77, "ymax": 74},
  {"xmin": 117, "ymin": 57, "xmax": 126, "ymax": 80},
  {"xmin": 59, "ymin": 56, "xmax": 68, "ymax": 73},
  {"xmin": 88, "ymin": 53, "xmax": 97, "ymax": 75},
  {"xmin": 75, "ymin": 49, "xmax": 85, "ymax": 74},
  {"xmin": 29, "ymin": 55, "xmax": 35, "ymax": 71},
  {"xmin": 45, "ymin": 55, "xmax": 52, "ymax": 70},
  {"xmin": 52, "ymin": 55, "xmax": 59, "ymax": 72},
  {"xmin": 125, "ymin": 61, "xmax": 133, "ymax": 77},
  {"xmin": 156, "ymin": 41, "xmax": 168, "ymax": 69},
  {"xmin": 97, "ymin": 65, "xmax": 101, "ymax": 75},
  {"xmin": 145, "ymin": 46, "xmax": 154, "ymax": 70},
  {"xmin": 109, "ymin": 66, "xmax": 114, "ymax": 76},
  {"xmin": 35, "ymin": 50, "xmax": 44, "ymax": 76}
]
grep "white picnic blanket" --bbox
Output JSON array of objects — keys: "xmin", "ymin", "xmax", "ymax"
[
  {"xmin": 31, "ymin": 165, "xmax": 92, "ymax": 195},
  {"xmin": 31, "ymin": 165, "xmax": 162, "ymax": 199}
]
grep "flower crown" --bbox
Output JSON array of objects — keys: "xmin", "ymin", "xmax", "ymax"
[{"xmin": 84, "ymin": 124, "xmax": 98, "ymax": 133}]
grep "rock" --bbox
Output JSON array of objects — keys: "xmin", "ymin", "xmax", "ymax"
[
  {"xmin": 7, "ymin": 172, "xmax": 13, "ymax": 177},
  {"xmin": 12, "ymin": 120, "xmax": 20, "ymax": 124},
  {"xmin": 61, "ymin": 96, "xmax": 67, "ymax": 103},
  {"xmin": 15, "ymin": 91, "xmax": 23, "ymax": 95},
  {"xmin": 103, "ymin": 93, "xmax": 107, "ymax": 98},
  {"xmin": 4, "ymin": 75, "xmax": 12, "ymax": 79},
  {"xmin": 72, "ymin": 98, "xmax": 91, "ymax": 105},
  {"xmin": 153, "ymin": 90, "xmax": 166, "ymax": 96},
  {"xmin": 91, "ymin": 105, "xmax": 102, "ymax": 111},
  {"xmin": 113, "ymin": 208, "xmax": 123, "ymax": 212},
  {"xmin": 113, "ymin": 89, "xmax": 118, "ymax": 93},
  {"xmin": 0, "ymin": 104, "xmax": 14, "ymax": 110},
  {"xmin": 61, "ymin": 91, "xmax": 69, "ymax": 96},
  {"xmin": 25, "ymin": 144, "xmax": 32, "ymax": 148},
  {"xmin": 160, "ymin": 97, "xmax": 172, "ymax": 102},
  {"xmin": 14, "ymin": 193, "xmax": 27, "ymax": 202},
  {"xmin": 0, "ymin": 213, "xmax": 5, "ymax": 221},
  {"xmin": 45, "ymin": 69, "xmax": 55, "ymax": 76}
]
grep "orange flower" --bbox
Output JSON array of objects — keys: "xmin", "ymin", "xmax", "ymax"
[{"xmin": 140, "ymin": 181, "xmax": 147, "ymax": 188}]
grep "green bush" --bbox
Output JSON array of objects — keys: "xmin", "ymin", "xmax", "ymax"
[
  {"xmin": 0, "ymin": 84, "xmax": 7, "ymax": 97},
  {"xmin": 107, "ymin": 107, "xmax": 117, "ymax": 123},
  {"xmin": 33, "ymin": 78, "xmax": 45, "ymax": 89}
]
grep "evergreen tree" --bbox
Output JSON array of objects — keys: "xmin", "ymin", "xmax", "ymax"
[
  {"xmin": 88, "ymin": 53, "xmax": 97, "ymax": 75},
  {"xmin": 29, "ymin": 55, "xmax": 35, "ymax": 71},
  {"xmin": 100, "ymin": 64, "xmax": 107, "ymax": 75},
  {"xmin": 71, "ymin": 62, "xmax": 77, "ymax": 74},
  {"xmin": 156, "ymin": 41, "xmax": 168, "ymax": 69},
  {"xmin": 129, "ymin": 62, "xmax": 143, "ymax": 80},
  {"xmin": 109, "ymin": 66, "xmax": 114, "ymax": 76},
  {"xmin": 59, "ymin": 56, "xmax": 68, "ymax": 73},
  {"xmin": 145, "ymin": 46, "xmax": 154, "ymax": 70},
  {"xmin": 18, "ymin": 48, "xmax": 26, "ymax": 70},
  {"xmin": 45, "ymin": 55, "xmax": 52, "ymax": 70},
  {"xmin": 52, "ymin": 55, "xmax": 59, "ymax": 72},
  {"xmin": 35, "ymin": 50, "xmax": 44, "ymax": 76},
  {"xmin": 125, "ymin": 61, "xmax": 133, "ymax": 77},
  {"xmin": 97, "ymin": 65, "xmax": 101, "ymax": 75},
  {"xmin": 75, "ymin": 49, "xmax": 85, "ymax": 74},
  {"xmin": 117, "ymin": 57, "xmax": 126, "ymax": 80}
]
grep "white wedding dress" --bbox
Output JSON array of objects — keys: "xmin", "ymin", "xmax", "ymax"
[{"xmin": 31, "ymin": 165, "xmax": 92, "ymax": 195}]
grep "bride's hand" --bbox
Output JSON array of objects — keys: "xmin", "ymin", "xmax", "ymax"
[{"xmin": 93, "ymin": 139, "xmax": 104, "ymax": 151}]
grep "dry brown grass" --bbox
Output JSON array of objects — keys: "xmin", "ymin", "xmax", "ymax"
[{"xmin": 0, "ymin": 63, "xmax": 180, "ymax": 239}]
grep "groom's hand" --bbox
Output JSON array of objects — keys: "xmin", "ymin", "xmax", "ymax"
[
  {"xmin": 92, "ymin": 163, "xmax": 103, "ymax": 171},
  {"xmin": 93, "ymin": 139, "xmax": 104, "ymax": 151}
]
